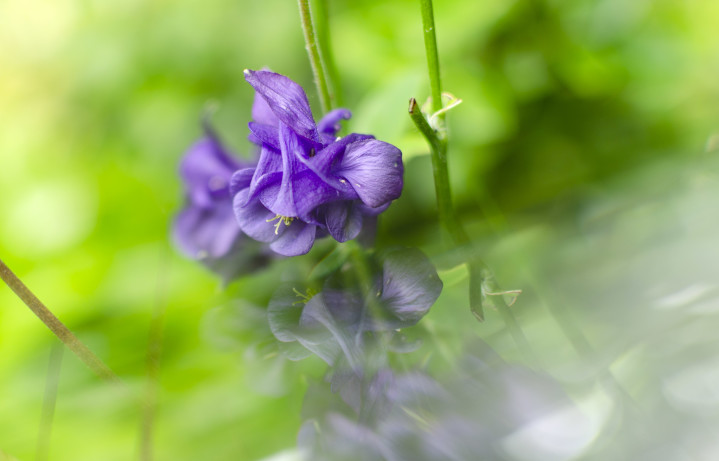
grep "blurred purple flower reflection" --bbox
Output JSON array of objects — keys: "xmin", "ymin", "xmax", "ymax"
[
  {"xmin": 268, "ymin": 248, "xmax": 442, "ymax": 367},
  {"xmin": 299, "ymin": 343, "xmax": 569, "ymax": 461}
]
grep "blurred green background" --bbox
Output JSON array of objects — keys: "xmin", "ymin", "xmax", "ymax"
[{"xmin": 1, "ymin": 0, "xmax": 718, "ymax": 459}]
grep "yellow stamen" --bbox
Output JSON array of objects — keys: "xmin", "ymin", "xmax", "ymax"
[{"xmin": 266, "ymin": 214, "xmax": 294, "ymax": 234}]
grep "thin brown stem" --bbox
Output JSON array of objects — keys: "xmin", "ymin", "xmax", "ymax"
[{"xmin": 0, "ymin": 258, "xmax": 121, "ymax": 383}]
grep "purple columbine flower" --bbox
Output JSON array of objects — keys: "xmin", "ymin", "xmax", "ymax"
[
  {"xmin": 173, "ymin": 123, "xmax": 271, "ymax": 280},
  {"xmin": 230, "ymin": 70, "xmax": 404, "ymax": 256}
]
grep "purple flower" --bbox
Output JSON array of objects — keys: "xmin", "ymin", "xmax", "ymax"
[
  {"xmin": 231, "ymin": 70, "xmax": 404, "ymax": 256},
  {"xmin": 173, "ymin": 123, "xmax": 272, "ymax": 280}
]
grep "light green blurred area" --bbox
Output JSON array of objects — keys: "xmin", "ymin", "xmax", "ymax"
[{"xmin": 1, "ymin": 0, "xmax": 718, "ymax": 459}]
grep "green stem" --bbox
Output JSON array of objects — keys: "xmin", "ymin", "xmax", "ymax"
[
  {"xmin": 311, "ymin": 0, "xmax": 342, "ymax": 108},
  {"xmin": 413, "ymin": 0, "xmax": 459, "ymax": 241},
  {"xmin": 410, "ymin": 99, "xmax": 489, "ymax": 322},
  {"xmin": 411, "ymin": 1, "xmax": 532, "ymax": 355},
  {"xmin": 0, "ymin": 258, "xmax": 121, "ymax": 383},
  {"xmin": 408, "ymin": 98, "xmax": 463, "ymax": 244},
  {"xmin": 419, "ymin": 0, "xmax": 443, "ymax": 117},
  {"xmin": 298, "ymin": 0, "xmax": 332, "ymax": 114},
  {"xmin": 413, "ymin": 0, "xmax": 484, "ymax": 322}
]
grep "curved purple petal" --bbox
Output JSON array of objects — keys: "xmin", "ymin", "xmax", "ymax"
[
  {"xmin": 173, "ymin": 202, "xmax": 240, "ymax": 260},
  {"xmin": 290, "ymin": 170, "xmax": 346, "ymax": 221},
  {"xmin": 318, "ymin": 108, "xmax": 352, "ymax": 138},
  {"xmin": 229, "ymin": 168, "xmax": 255, "ymax": 196},
  {"xmin": 321, "ymin": 201, "xmax": 364, "ymax": 243},
  {"xmin": 251, "ymin": 89, "xmax": 279, "ymax": 127},
  {"xmin": 266, "ymin": 122, "xmax": 304, "ymax": 217},
  {"xmin": 357, "ymin": 201, "xmax": 391, "ymax": 217},
  {"xmin": 244, "ymin": 69, "xmax": 319, "ymax": 142},
  {"xmin": 258, "ymin": 123, "xmax": 341, "ymax": 219},
  {"xmin": 249, "ymin": 145, "xmax": 283, "ymax": 201},
  {"xmin": 270, "ymin": 219, "xmax": 317, "ymax": 256},
  {"xmin": 233, "ymin": 189, "xmax": 279, "ymax": 243},
  {"xmin": 297, "ymin": 133, "xmax": 373, "ymax": 197},
  {"xmin": 254, "ymin": 144, "xmax": 283, "ymax": 176},
  {"xmin": 248, "ymin": 122, "xmax": 281, "ymax": 151},
  {"xmin": 334, "ymin": 138, "xmax": 404, "ymax": 208},
  {"xmin": 378, "ymin": 248, "xmax": 443, "ymax": 327},
  {"xmin": 179, "ymin": 134, "xmax": 243, "ymax": 207}
]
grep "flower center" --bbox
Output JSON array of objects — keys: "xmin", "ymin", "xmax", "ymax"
[{"xmin": 266, "ymin": 214, "xmax": 294, "ymax": 234}]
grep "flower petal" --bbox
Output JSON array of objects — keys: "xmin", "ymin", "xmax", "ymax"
[
  {"xmin": 263, "ymin": 123, "xmax": 339, "ymax": 219},
  {"xmin": 249, "ymin": 145, "xmax": 283, "ymax": 201},
  {"xmin": 229, "ymin": 168, "xmax": 254, "ymax": 196},
  {"xmin": 378, "ymin": 248, "xmax": 442, "ymax": 327},
  {"xmin": 251, "ymin": 89, "xmax": 279, "ymax": 127},
  {"xmin": 269, "ymin": 219, "xmax": 317, "ymax": 256},
  {"xmin": 358, "ymin": 201, "xmax": 391, "ymax": 216},
  {"xmin": 318, "ymin": 108, "xmax": 352, "ymax": 138},
  {"xmin": 289, "ymin": 170, "xmax": 345, "ymax": 221},
  {"xmin": 244, "ymin": 69, "xmax": 319, "ymax": 142},
  {"xmin": 268, "ymin": 122, "xmax": 304, "ymax": 216},
  {"xmin": 322, "ymin": 201, "xmax": 364, "ymax": 243},
  {"xmin": 180, "ymin": 133, "xmax": 242, "ymax": 207},
  {"xmin": 334, "ymin": 139, "xmax": 404, "ymax": 208},
  {"xmin": 233, "ymin": 189, "xmax": 279, "ymax": 243},
  {"xmin": 173, "ymin": 202, "xmax": 239, "ymax": 259},
  {"xmin": 297, "ymin": 133, "xmax": 372, "ymax": 197},
  {"xmin": 248, "ymin": 122, "xmax": 280, "ymax": 150}
]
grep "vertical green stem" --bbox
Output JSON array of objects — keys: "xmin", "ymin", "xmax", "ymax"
[
  {"xmin": 415, "ymin": 0, "xmax": 455, "ymax": 239},
  {"xmin": 311, "ymin": 0, "xmax": 342, "ymax": 108},
  {"xmin": 0, "ymin": 258, "xmax": 121, "ymax": 383},
  {"xmin": 298, "ymin": 0, "xmax": 332, "ymax": 114},
  {"xmin": 411, "ymin": 0, "xmax": 532, "ymax": 358},
  {"xmin": 408, "ymin": 99, "xmax": 462, "ymax": 244},
  {"xmin": 419, "ymin": 0, "xmax": 443, "ymax": 117}
]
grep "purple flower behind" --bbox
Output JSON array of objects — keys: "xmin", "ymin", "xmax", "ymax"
[
  {"xmin": 173, "ymin": 123, "xmax": 272, "ymax": 280},
  {"xmin": 231, "ymin": 70, "xmax": 404, "ymax": 256}
]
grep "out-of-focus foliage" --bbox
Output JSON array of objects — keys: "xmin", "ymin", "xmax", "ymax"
[{"xmin": 1, "ymin": 0, "xmax": 718, "ymax": 459}]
